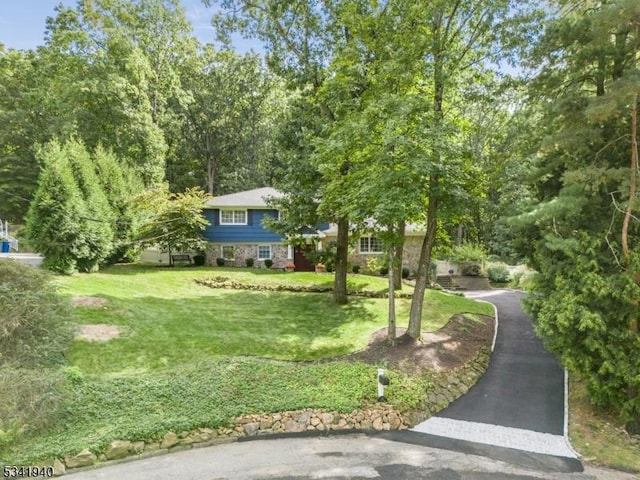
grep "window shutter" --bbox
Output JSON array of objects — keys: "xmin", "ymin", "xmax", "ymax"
[
  {"xmin": 247, "ymin": 210, "xmax": 253, "ymax": 226},
  {"xmin": 214, "ymin": 210, "xmax": 220, "ymax": 226}
]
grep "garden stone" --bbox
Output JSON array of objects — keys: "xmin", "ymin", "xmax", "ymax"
[
  {"xmin": 388, "ymin": 412, "xmax": 402, "ymax": 429},
  {"xmin": 53, "ymin": 459, "xmax": 66, "ymax": 476},
  {"xmin": 160, "ymin": 432, "xmax": 179, "ymax": 449},
  {"xmin": 130, "ymin": 441, "xmax": 145, "ymax": 454},
  {"xmin": 243, "ymin": 422, "xmax": 260, "ymax": 436},
  {"xmin": 65, "ymin": 449, "xmax": 96, "ymax": 468},
  {"xmin": 105, "ymin": 440, "xmax": 131, "ymax": 460},
  {"xmin": 145, "ymin": 442, "xmax": 160, "ymax": 452},
  {"xmin": 294, "ymin": 411, "xmax": 312, "ymax": 424},
  {"xmin": 321, "ymin": 413, "xmax": 334, "ymax": 425},
  {"xmin": 372, "ymin": 417, "xmax": 384, "ymax": 430}
]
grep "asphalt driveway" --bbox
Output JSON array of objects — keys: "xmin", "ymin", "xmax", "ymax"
[{"xmin": 412, "ymin": 290, "xmax": 573, "ymax": 459}]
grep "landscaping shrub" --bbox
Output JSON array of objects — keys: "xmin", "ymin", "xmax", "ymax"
[
  {"xmin": 193, "ymin": 254, "xmax": 206, "ymax": 266},
  {"xmin": 352, "ymin": 265, "xmax": 361, "ymax": 274},
  {"xmin": 402, "ymin": 267, "xmax": 410, "ymax": 279},
  {"xmin": 216, "ymin": 257, "xmax": 225, "ymax": 267},
  {"xmin": 0, "ymin": 260, "xmax": 72, "ymax": 451},
  {"xmin": 0, "ymin": 260, "xmax": 73, "ymax": 368},
  {"xmin": 458, "ymin": 261, "xmax": 482, "ymax": 276},
  {"xmin": 487, "ymin": 263, "xmax": 510, "ymax": 283},
  {"xmin": 365, "ymin": 256, "xmax": 388, "ymax": 276},
  {"xmin": 245, "ymin": 258, "xmax": 255, "ymax": 267},
  {"xmin": 264, "ymin": 259, "xmax": 273, "ymax": 269},
  {"xmin": 450, "ymin": 243, "xmax": 488, "ymax": 263}
]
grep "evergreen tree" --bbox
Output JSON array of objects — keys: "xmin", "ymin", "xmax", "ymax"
[
  {"xmin": 65, "ymin": 140, "xmax": 115, "ymax": 271},
  {"xmin": 518, "ymin": 0, "xmax": 640, "ymax": 434},
  {"xmin": 25, "ymin": 142, "xmax": 90, "ymax": 274},
  {"xmin": 93, "ymin": 145, "xmax": 143, "ymax": 263}
]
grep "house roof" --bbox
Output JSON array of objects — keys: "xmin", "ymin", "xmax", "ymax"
[
  {"xmin": 321, "ymin": 221, "xmax": 426, "ymax": 236},
  {"xmin": 205, "ymin": 187, "xmax": 282, "ymax": 208}
]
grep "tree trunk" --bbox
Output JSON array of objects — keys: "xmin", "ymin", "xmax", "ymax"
[
  {"xmin": 623, "ymin": 91, "xmax": 639, "ymax": 435},
  {"xmin": 407, "ymin": 175, "xmax": 439, "ymax": 338},
  {"xmin": 333, "ymin": 216, "xmax": 349, "ymax": 304},
  {"xmin": 393, "ymin": 220, "xmax": 405, "ymax": 290},
  {"xmin": 207, "ymin": 157, "xmax": 216, "ymax": 195},
  {"xmin": 388, "ymin": 242, "xmax": 396, "ymax": 346},
  {"xmin": 407, "ymin": 38, "xmax": 445, "ymax": 339}
]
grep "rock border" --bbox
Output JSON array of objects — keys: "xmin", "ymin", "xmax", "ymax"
[
  {"xmin": 39, "ymin": 347, "xmax": 491, "ymax": 476},
  {"xmin": 195, "ymin": 277, "xmax": 413, "ymax": 298}
]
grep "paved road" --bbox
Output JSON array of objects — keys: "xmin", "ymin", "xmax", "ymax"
[
  {"xmin": 65, "ymin": 434, "xmax": 636, "ymax": 480},
  {"xmin": 413, "ymin": 290, "xmax": 572, "ymax": 457}
]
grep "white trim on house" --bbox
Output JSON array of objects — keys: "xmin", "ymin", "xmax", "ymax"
[
  {"xmin": 219, "ymin": 209, "xmax": 248, "ymax": 225},
  {"xmin": 287, "ymin": 244, "xmax": 293, "ymax": 260},
  {"xmin": 359, "ymin": 236, "xmax": 383, "ymax": 254},
  {"xmin": 257, "ymin": 245, "xmax": 272, "ymax": 260}
]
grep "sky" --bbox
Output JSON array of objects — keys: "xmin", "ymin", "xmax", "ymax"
[{"xmin": 0, "ymin": 1, "xmax": 263, "ymax": 54}]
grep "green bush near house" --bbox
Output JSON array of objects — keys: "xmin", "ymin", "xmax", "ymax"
[
  {"xmin": 264, "ymin": 259, "xmax": 273, "ymax": 268},
  {"xmin": 245, "ymin": 258, "xmax": 255, "ymax": 267},
  {"xmin": 402, "ymin": 267, "xmax": 410, "ymax": 279},
  {"xmin": 216, "ymin": 257, "xmax": 225, "ymax": 267},
  {"xmin": 458, "ymin": 261, "xmax": 482, "ymax": 276},
  {"xmin": 449, "ymin": 243, "xmax": 488, "ymax": 263},
  {"xmin": 487, "ymin": 263, "xmax": 510, "ymax": 283}
]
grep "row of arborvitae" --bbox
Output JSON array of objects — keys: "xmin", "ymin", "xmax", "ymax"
[
  {"xmin": 25, "ymin": 140, "xmax": 141, "ymax": 273},
  {"xmin": 38, "ymin": 348, "xmax": 492, "ymax": 476}
]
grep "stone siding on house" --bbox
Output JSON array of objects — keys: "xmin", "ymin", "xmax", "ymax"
[
  {"xmin": 323, "ymin": 235, "xmax": 424, "ymax": 273},
  {"xmin": 206, "ymin": 243, "xmax": 289, "ymax": 268}
]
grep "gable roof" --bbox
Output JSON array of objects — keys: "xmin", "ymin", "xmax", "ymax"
[
  {"xmin": 321, "ymin": 220, "xmax": 426, "ymax": 236},
  {"xmin": 205, "ymin": 187, "xmax": 282, "ymax": 208}
]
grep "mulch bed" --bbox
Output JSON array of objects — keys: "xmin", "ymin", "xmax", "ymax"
[{"xmin": 337, "ymin": 314, "xmax": 495, "ymax": 375}]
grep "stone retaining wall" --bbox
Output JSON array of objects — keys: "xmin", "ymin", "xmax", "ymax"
[{"xmin": 40, "ymin": 348, "xmax": 491, "ymax": 476}]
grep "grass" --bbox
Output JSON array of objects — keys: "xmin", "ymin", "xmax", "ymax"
[
  {"xmin": 60, "ymin": 265, "xmax": 493, "ymax": 374},
  {"xmin": 2, "ymin": 264, "xmax": 493, "ymax": 465},
  {"xmin": 569, "ymin": 375, "xmax": 640, "ymax": 474}
]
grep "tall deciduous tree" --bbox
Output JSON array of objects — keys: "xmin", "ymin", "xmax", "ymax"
[
  {"xmin": 210, "ymin": 0, "xmax": 355, "ymax": 304},
  {"xmin": 404, "ymin": 0, "xmax": 540, "ymax": 339},
  {"xmin": 170, "ymin": 47, "xmax": 280, "ymax": 195}
]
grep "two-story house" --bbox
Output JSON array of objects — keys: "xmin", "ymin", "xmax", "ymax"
[{"xmin": 202, "ymin": 187, "xmax": 428, "ymax": 273}]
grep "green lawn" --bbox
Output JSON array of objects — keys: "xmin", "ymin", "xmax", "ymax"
[
  {"xmin": 3, "ymin": 265, "xmax": 493, "ymax": 464},
  {"xmin": 60, "ymin": 264, "xmax": 493, "ymax": 374}
]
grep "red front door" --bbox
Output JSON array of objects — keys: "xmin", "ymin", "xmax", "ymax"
[{"xmin": 294, "ymin": 245, "xmax": 316, "ymax": 272}]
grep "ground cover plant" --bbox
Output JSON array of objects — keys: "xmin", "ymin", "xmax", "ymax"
[{"xmin": 2, "ymin": 264, "xmax": 493, "ymax": 464}]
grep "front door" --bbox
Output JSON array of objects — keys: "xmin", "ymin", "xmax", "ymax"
[{"xmin": 294, "ymin": 245, "xmax": 316, "ymax": 272}]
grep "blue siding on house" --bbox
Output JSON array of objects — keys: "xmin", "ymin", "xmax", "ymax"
[{"xmin": 203, "ymin": 208, "xmax": 284, "ymax": 243}]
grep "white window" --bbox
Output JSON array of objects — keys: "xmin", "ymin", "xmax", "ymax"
[
  {"xmin": 221, "ymin": 245, "xmax": 235, "ymax": 260},
  {"xmin": 257, "ymin": 245, "xmax": 272, "ymax": 260},
  {"xmin": 220, "ymin": 209, "xmax": 247, "ymax": 225},
  {"xmin": 360, "ymin": 237, "xmax": 383, "ymax": 254}
]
